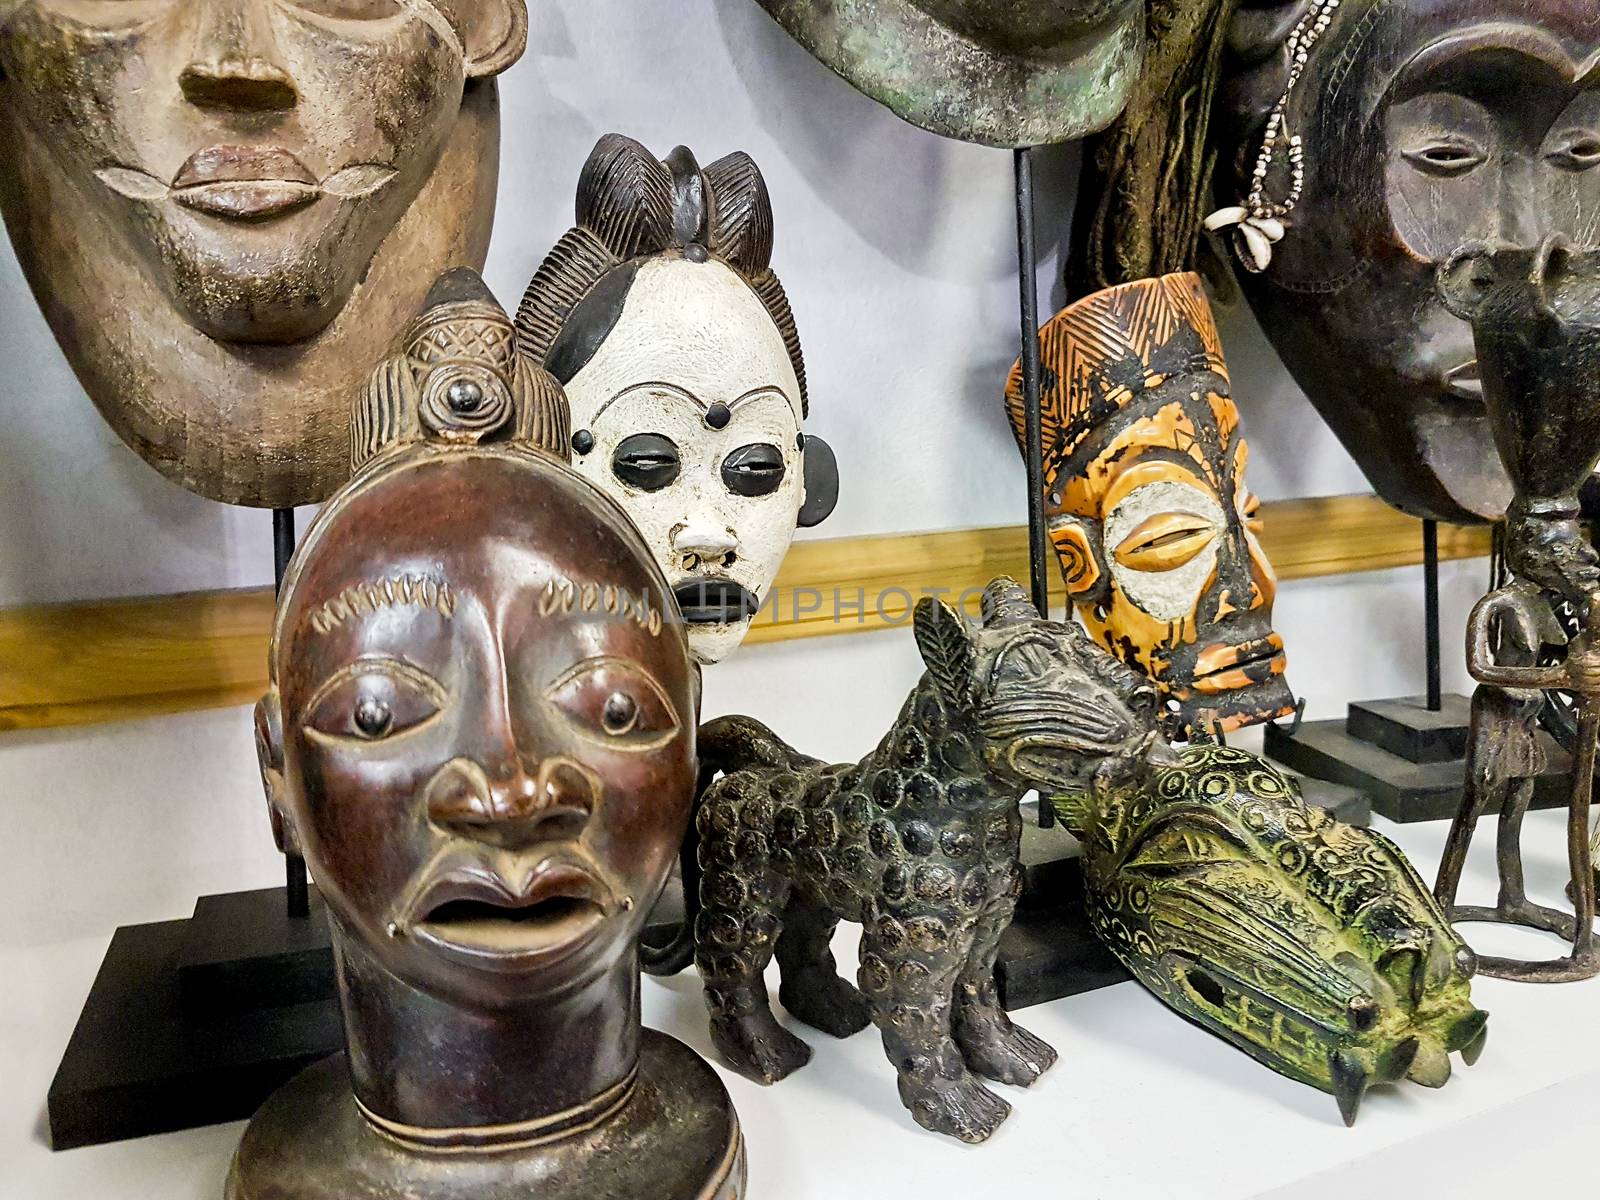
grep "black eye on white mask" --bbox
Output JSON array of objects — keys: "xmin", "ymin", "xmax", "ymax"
[
  {"xmin": 721, "ymin": 442, "xmax": 786, "ymax": 497},
  {"xmin": 612, "ymin": 433, "xmax": 682, "ymax": 491}
]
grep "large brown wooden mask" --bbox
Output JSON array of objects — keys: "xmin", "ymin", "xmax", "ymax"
[
  {"xmin": 257, "ymin": 450, "xmax": 697, "ymax": 1010},
  {"xmin": 1006, "ymin": 273, "xmax": 1295, "ymax": 739},
  {"xmin": 0, "ymin": 0, "xmax": 529, "ymax": 508},
  {"xmin": 1217, "ymin": 0, "xmax": 1600, "ymax": 524}
]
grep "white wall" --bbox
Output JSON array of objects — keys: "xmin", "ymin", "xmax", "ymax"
[{"xmin": 0, "ymin": 0, "xmax": 1484, "ymax": 945}]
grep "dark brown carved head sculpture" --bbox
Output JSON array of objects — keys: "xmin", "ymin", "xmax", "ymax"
[
  {"xmin": 0, "ymin": 0, "xmax": 528, "ymax": 507},
  {"xmin": 750, "ymin": 0, "xmax": 1147, "ymax": 146},
  {"xmin": 253, "ymin": 270, "xmax": 701, "ymax": 1151},
  {"xmin": 1005, "ymin": 273, "xmax": 1295, "ymax": 739},
  {"xmin": 518, "ymin": 135, "xmax": 840, "ymax": 667},
  {"xmin": 1216, "ymin": 0, "xmax": 1600, "ymax": 524}
]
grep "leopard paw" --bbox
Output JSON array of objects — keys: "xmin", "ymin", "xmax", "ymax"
[
  {"xmin": 956, "ymin": 1018, "xmax": 1057, "ymax": 1087},
  {"xmin": 710, "ymin": 1012, "xmax": 813, "ymax": 1084},
  {"xmin": 898, "ymin": 1073, "xmax": 1011, "ymax": 1143}
]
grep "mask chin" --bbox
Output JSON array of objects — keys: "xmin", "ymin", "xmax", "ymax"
[{"xmin": 685, "ymin": 618, "xmax": 753, "ymax": 666}]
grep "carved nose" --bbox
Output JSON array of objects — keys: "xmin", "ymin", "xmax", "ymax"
[
  {"xmin": 180, "ymin": 58, "xmax": 298, "ymax": 112},
  {"xmin": 671, "ymin": 523, "xmax": 739, "ymax": 571},
  {"xmin": 426, "ymin": 757, "xmax": 598, "ymax": 846}
]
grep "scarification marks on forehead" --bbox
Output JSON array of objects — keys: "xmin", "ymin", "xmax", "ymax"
[
  {"xmin": 308, "ymin": 574, "xmax": 456, "ymax": 636},
  {"xmin": 539, "ymin": 578, "xmax": 664, "ymax": 637}
]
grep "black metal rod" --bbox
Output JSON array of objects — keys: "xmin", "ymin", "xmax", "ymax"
[
  {"xmin": 1014, "ymin": 147, "xmax": 1049, "ymax": 619},
  {"xmin": 1015, "ymin": 147, "xmax": 1054, "ymax": 831},
  {"xmin": 274, "ymin": 508, "xmax": 311, "ymax": 921},
  {"xmin": 1424, "ymin": 519, "xmax": 1442, "ymax": 712}
]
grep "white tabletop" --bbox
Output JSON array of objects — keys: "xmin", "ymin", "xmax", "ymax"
[{"xmin": 6, "ymin": 808, "xmax": 1595, "ymax": 1200}]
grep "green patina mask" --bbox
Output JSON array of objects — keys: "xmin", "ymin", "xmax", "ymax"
[
  {"xmin": 751, "ymin": 0, "xmax": 1147, "ymax": 147},
  {"xmin": 1054, "ymin": 744, "xmax": 1488, "ymax": 1125}
]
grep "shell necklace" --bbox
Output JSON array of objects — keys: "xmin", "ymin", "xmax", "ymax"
[{"xmin": 1206, "ymin": 0, "xmax": 1341, "ymax": 273}]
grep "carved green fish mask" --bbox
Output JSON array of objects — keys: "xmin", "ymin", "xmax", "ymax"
[{"xmin": 1055, "ymin": 744, "xmax": 1488, "ymax": 1125}]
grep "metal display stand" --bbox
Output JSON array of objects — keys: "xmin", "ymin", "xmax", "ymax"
[
  {"xmin": 993, "ymin": 147, "xmax": 1128, "ymax": 1011},
  {"xmin": 46, "ymin": 511, "xmax": 341, "ymax": 1150}
]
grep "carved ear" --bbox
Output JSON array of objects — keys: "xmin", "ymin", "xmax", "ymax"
[
  {"xmin": 1049, "ymin": 515, "xmax": 1107, "ymax": 598},
  {"xmin": 798, "ymin": 435, "xmax": 839, "ymax": 528},
  {"xmin": 254, "ymin": 690, "xmax": 301, "ymax": 858},
  {"xmin": 1436, "ymin": 242, "xmax": 1496, "ymax": 323},
  {"xmin": 914, "ymin": 597, "xmax": 976, "ymax": 703},
  {"xmin": 434, "ymin": 0, "xmax": 529, "ymax": 79}
]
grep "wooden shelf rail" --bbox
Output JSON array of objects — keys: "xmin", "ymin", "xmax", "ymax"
[{"xmin": 0, "ymin": 494, "xmax": 1490, "ymax": 733}]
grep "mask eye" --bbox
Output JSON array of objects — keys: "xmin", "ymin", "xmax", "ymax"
[
  {"xmin": 612, "ymin": 434, "xmax": 682, "ymax": 492},
  {"xmin": 1114, "ymin": 512, "xmax": 1218, "ymax": 572},
  {"xmin": 1548, "ymin": 131, "xmax": 1600, "ymax": 172},
  {"xmin": 545, "ymin": 657, "xmax": 681, "ymax": 751},
  {"xmin": 1401, "ymin": 139, "xmax": 1487, "ymax": 177},
  {"xmin": 305, "ymin": 661, "xmax": 445, "ymax": 746},
  {"xmin": 721, "ymin": 443, "xmax": 787, "ymax": 497}
]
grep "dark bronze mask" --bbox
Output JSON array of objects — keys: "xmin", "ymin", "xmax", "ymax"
[
  {"xmin": 750, "ymin": 0, "xmax": 1147, "ymax": 146},
  {"xmin": 1218, "ymin": 0, "xmax": 1600, "ymax": 524}
]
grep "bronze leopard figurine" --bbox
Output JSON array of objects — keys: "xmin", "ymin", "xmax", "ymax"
[{"xmin": 681, "ymin": 578, "xmax": 1165, "ymax": 1142}]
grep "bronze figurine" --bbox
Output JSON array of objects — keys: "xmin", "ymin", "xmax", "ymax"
[
  {"xmin": 672, "ymin": 579, "xmax": 1164, "ymax": 1142},
  {"xmin": 1215, "ymin": 0, "xmax": 1600, "ymax": 524},
  {"xmin": 1004, "ymin": 272, "xmax": 1296, "ymax": 739},
  {"xmin": 518, "ymin": 135, "xmax": 838, "ymax": 667},
  {"xmin": 749, "ymin": 0, "xmax": 1147, "ymax": 147},
  {"xmin": 1434, "ymin": 238, "xmax": 1600, "ymax": 982},
  {"xmin": 232, "ymin": 272, "xmax": 745, "ymax": 1199},
  {"xmin": 0, "ymin": 0, "xmax": 528, "ymax": 507}
]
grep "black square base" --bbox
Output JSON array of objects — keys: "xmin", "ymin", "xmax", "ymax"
[
  {"xmin": 178, "ymin": 887, "xmax": 336, "ymax": 1016},
  {"xmin": 47, "ymin": 890, "xmax": 343, "ymax": 1151},
  {"xmin": 1346, "ymin": 695, "xmax": 1473, "ymax": 764},
  {"xmin": 1266, "ymin": 717, "xmax": 1572, "ymax": 823}
]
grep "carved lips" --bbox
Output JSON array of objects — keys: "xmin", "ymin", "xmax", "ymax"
[
  {"xmin": 96, "ymin": 148, "xmax": 398, "ymax": 223},
  {"xmin": 672, "ymin": 577, "xmax": 760, "ymax": 626},
  {"xmin": 402, "ymin": 854, "xmax": 616, "ymax": 974},
  {"xmin": 1192, "ymin": 634, "xmax": 1287, "ymax": 695},
  {"xmin": 172, "ymin": 145, "xmax": 320, "ymax": 220}
]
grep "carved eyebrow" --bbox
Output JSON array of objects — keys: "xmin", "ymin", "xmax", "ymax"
[
  {"xmin": 538, "ymin": 577, "xmax": 664, "ymax": 637},
  {"xmin": 307, "ymin": 575, "xmax": 455, "ymax": 636},
  {"xmin": 590, "ymin": 380, "xmax": 794, "ymax": 423}
]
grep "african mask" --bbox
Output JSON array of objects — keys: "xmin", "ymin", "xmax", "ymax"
[
  {"xmin": 750, "ymin": 0, "xmax": 1147, "ymax": 146},
  {"xmin": 0, "ymin": 0, "xmax": 528, "ymax": 507},
  {"xmin": 1005, "ymin": 272, "xmax": 1294, "ymax": 738},
  {"xmin": 1216, "ymin": 0, "xmax": 1600, "ymax": 524},
  {"xmin": 238, "ymin": 271, "xmax": 744, "ymax": 1199},
  {"xmin": 518, "ymin": 135, "xmax": 840, "ymax": 667}
]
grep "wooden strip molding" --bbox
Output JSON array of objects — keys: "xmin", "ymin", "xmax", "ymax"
[{"xmin": 0, "ymin": 494, "xmax": 1490, "ymax": 733}]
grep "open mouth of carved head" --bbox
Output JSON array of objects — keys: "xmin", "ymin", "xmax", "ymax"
[
  {"xmin": 98, "ymin": 147, "xmax": 397, "ymax": 223},
  {"xmin": 402, "ymin": 858, "xmax": 615, "ymax": 974},
  {"xmin": 671, "ymin": 576, "xmax": 760, "ymax": 627},
  {"xmin": 1191, "ymin": 634, "xmax": 1288, "ymax": 695}
]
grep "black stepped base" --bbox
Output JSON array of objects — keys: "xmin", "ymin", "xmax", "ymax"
[
  {"xmin": 1346, "ymin": 694, "xmax": 1473, "ymax": 764},
  {"xmin": 48, "ymin": 888, "xmax": 343, "ymax": 1151},
  {"xmin": 1266, "ymin": 714, "xmax": 1572, "ymax": 824}
]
